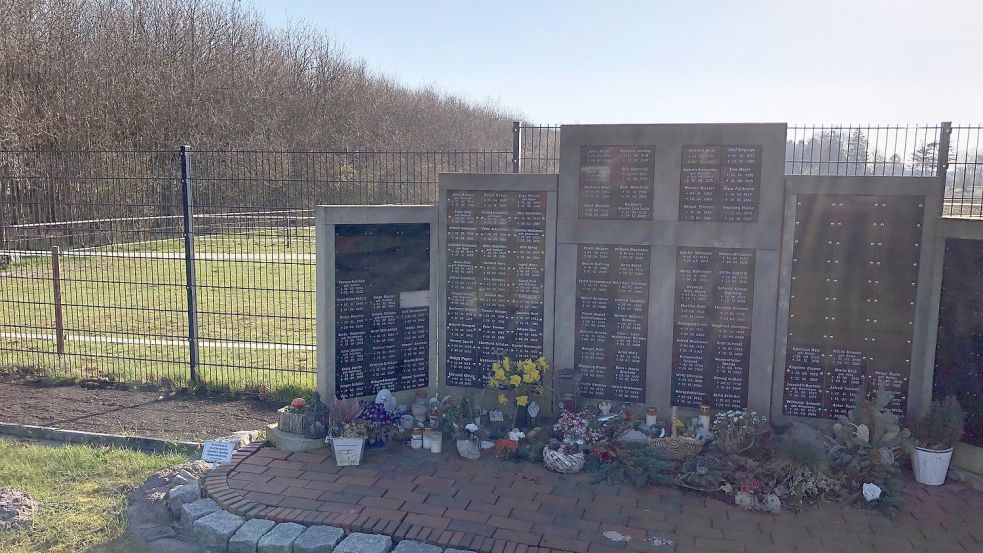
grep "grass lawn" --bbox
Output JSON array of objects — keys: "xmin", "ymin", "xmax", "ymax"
[
  {"xmin": 1, "ymin": 228, "xmax": 316, "ymax": 395},
  {"xmin": 0, "ymin": 438, "xmax": 189, "ymax": 553}
]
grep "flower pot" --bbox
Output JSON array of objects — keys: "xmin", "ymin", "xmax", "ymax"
[
  {"xmin": 457, "ymin": 439, "xmax": 481, "ymax": 460},
  {"xmin": 331, "ymin": 437, "xmax": 366, "ymax": 466},
  {"xmin": 912, "ymin": 446, "xmax": 954, "ymax": 485},
  {"xmin": 277, "ymin": 407, "xmax": 308, "ymax": 435}
]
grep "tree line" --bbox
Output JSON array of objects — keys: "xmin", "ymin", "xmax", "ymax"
[{"xmin": 0, "ymin": 0, "xmax": 517, "ymax": 152}]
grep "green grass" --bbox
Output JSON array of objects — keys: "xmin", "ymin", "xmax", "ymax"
[
  {"xmin": 1, "ymin": 228, "xmax": 316, "ymax": 396},
  {"xmin": 0, "ymin": 439, "xmax": 189, "ymax": 553}
]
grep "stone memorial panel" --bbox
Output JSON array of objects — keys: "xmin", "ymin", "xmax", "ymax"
[
  {"xmin": 671, "ymin": 247, "xmax": 755, "ymax": 409},
  {"xmin": 679, "ymin": 145, "xmax": 762, "ymax": 223},
  {"xmin": 578, "ymin": 146, "xmax": 655, "ymax": 220},
  {"xmin": 782, "ymin": 194, "xmax": 923, "ymax": 418},
  {"xmin": 575, "ymin": 244, "xmax": 651, "ymax": 402},
  {"xmin": 335, "ymin": 223, "xmax": 430, "ymax": 398},
  {"xmin": 444, "ymin": 190, "xmax": 548, "ymax": 387},
  {"xmin": 933, "ymin": 238, "xmax": 983, "ymax": 445}
]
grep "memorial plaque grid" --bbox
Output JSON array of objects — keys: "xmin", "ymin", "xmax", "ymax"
[
  {"xmin": 782, "ymin": 194, "xmax": 924, "ymax": 418},
  {"xmin": 679, "ymin": 145, "xmax": 762, "ymax": 223},
  {"xmin": 671, "ymin": 247, "xmax": 755, "ymax": 409},
  {"xmin": 445, "ymin": 190, "xmax": 548, "ymax": 388},
  {"xmin": 334, "ymin": 223, "xmax": 431, "ymax": 398},
  {"xmin": 578, "ymin": 146, "xmax": 656, "ymax": 220},
  {"xmin": 575, "ymin": 244, "xmax": 651, "ymax": 402}
]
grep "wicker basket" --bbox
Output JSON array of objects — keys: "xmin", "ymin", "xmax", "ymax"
[
  {"xmin": 543, "ymin": 447, "xmax": 585, "ymax": 474},
  {"xmin": 648, "ymin": 418, "xmax": 704, "ymax": 461}
]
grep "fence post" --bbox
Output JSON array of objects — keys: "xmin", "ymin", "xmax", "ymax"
[
  {"xmin": 51, "ymin": 246, "xmax": 65, "ymax": 355},
  {"xmin": 935, "ymin": 122, "xmax": 952, "ymax": 218},
  {"xmin": 512, "ymin": 121, "xmax": 521, "ymax": 173},
  {"xmin": 180, "ymin": 145, "xmax": 200, "ymax": 384}
]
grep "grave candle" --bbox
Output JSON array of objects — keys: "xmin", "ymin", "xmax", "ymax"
[
  {"xmin": 645, "ymin": 407, "xmax": 658, "ymax": 427},
  {"xmin": 427, "ymin": 432, "xmax": 442, "ymax": 453}
]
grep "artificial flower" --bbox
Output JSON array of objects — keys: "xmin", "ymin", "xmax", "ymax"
[
  {"xmin": 498, "ymin": 393, "xmax": 507, "ymax": 405},
  {"xmin": 862, "ymin": 482, "xmax": 882, "ymax": 502},
  {"xmin": 516, "ymin": 395, "xmax": 529, "ymax": 407},
  {"xmin": 465, "ymin": 423, "xmax": 479, "ymax": 432},
  {"xmin": 509, "ymin": 375, "xmax": 522, "ymax": 387}
]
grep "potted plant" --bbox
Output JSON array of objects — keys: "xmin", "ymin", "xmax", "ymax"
[
  {"xmin": 454, "ymin": 422, "xmax": 485, "ymax": 460},
  {"xmin": 328, "ymin": 398, "xmax": 367, "ymax": 466},
  {"xmin": 907, "ymin": 396, "xmax": 965, "ymax": 485},
  {"xmin": 278, "ymin": 397, "xmax": 309, "ymax": 435},
  {"xmin": 359, "ymin": 401, "xmax": 399, "ymax": 448},
  {"xmin": 486, "ymin": 356, "xmax": 549, "ymax": 429}
]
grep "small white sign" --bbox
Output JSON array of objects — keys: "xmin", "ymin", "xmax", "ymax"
[
  {"xmin": 489, "ymin": 410, "xmax": 504, "ymax": 422},
  {"xmin": 201, "ymin": 440, "xmax": 235, "ymax": 464}
]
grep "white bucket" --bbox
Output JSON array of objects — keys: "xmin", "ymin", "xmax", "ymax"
[{"xmin": 912, "ymin": 446, "xmax": 954, "ymax": 486}]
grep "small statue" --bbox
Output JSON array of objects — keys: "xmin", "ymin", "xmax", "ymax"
[{"xmin": 598, "ymin": 401, "xmax": 612, "ymax": 416}]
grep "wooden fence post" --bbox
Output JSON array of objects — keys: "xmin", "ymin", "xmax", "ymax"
[{"xmin": 51, "ymin": 246, "xmax": 65, "ymax": 355}]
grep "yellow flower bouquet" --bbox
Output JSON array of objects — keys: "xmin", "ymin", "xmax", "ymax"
[{"xmin": 486, "ymin": 356, "xmax": 549, "ymax": 426}]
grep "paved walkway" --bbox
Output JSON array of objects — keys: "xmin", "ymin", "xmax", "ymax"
[{"xmin": 204, "ymin": 443, "xmax": 983, "ymax": 553}]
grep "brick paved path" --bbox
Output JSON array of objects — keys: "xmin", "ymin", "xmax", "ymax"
[{"xmin": 203, "ymin": 442, "xmax": 983, "ymax": 553}]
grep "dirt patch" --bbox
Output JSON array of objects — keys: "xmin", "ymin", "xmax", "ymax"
[
  {"xmin": 0, "ymin": 376, "xmax": 277, "ymax": 442},
  {"xmin": 0, "ymin": 488, "xmax": 41, "ymax": 530}
]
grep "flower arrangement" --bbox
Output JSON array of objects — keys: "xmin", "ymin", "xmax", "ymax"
[
  {"xmin": 711, "ymin": 409, "xmax": 769, "ymax": 454},
  {"xmin": 329, "ymin": 398, "xmax": 367, "ymax": 438},
  {"xmin": 359, "ymin": 401, "xmax": 399, "ymax": 446},
  {"xmin": 553, "ymin": 410, "xmax": 603, "ymax": 444},
  {"xmin": 906, "ymin": 395, "xmax": 965, "ymax": 451},
  {"xmin": 487, "ymin": 356, "xmax": 548, "ymax": 411}
]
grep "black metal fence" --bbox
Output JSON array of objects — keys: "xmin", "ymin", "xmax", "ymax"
[{"xmin": 1, "ymin": 122, "xmax": 981, "ymax": 393}]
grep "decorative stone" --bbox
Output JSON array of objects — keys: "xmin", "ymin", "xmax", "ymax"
[
  {"xmin": 167, "ymin": 480, "xmax": 201, "ymax": 515},
  {"xmin": 443, "ymin": 550, "xmax": 477, "ymax": 553},
  {"xmin": 266, "ymin": 424, "xmax": 325, "ymax": 452},
  {"xmin": 214, "ymin": 430, "xmax": 261, "ymax": 449},
  {"xmin": 294, "ymin": 525, "xmax": 345, "ymax": 553},
  {"xmin": 391, "ymin": 540, "xmax": 441, "ymax": 553},
  {"xmin": 334, "ymin": 533, "xmax": 392, "ymax": 553},
  {"xmin": 229, "ymin": 518, "xmax": 278, "ymax": 553},
  {"xmin": 180, "ymin": 498, "xmax": 220, "ymax": 531},
  {"xmin": 258, "ymin": 521, "xmax": 306, "ymax": 553},
  {"xmin": 193, "ymin": 510, "xmax": 245, "ymax": 552}
]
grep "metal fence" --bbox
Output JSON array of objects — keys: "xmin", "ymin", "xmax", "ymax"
[
  {"xmin": 0, "ymin": 147, "xmax": 512, "ymax": 393},
  {"xmin": 1, "ymin": 121, "xmax": 981, "ymax": 393}
]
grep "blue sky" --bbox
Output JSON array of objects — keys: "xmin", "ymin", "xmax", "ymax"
[{"xmin": 253, "ymin": 0, "xmax": 982, "ymax": 124}]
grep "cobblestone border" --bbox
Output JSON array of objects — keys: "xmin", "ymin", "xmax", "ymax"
[{"xmin": 202, "ymin": 444, "xmax": 575, "ymax": 553}]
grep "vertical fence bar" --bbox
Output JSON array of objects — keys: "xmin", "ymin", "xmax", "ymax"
[
  {"xmin": 936, "ymin": 122, "xmax": 952, "ymax": 218},
  {"xmin": 180, "ymin": 145, "xmax": 200, "ymax": 383},
  {"xmin": 512, "ymin": 121, "xmax": 521, "ymax": 173},
  {"xmin": 51, "ymin": 245, "xmax": 65, "ymax": 355}
]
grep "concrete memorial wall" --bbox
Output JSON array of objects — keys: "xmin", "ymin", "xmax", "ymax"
[
  {"xmin": 315, "ymin": 206, "xmax": 439, "ymax": 403},
  {"xmin": 311, "ymin": 124, "xmax": 966, "ymax": 423},
  {"xmin": 555, "ymin": 124, "xmax": 787, "ymax": 414},
  {"xmin": 437, "ymin": 173, "xmax": 558, "ymax": 397},
  {"xmin": 772, "ymin": 176, "xmax": 939, "ymax": 419}
]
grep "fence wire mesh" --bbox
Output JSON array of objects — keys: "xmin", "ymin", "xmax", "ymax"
[{"xmin": 1, "ymin": 123, "xmax": 981, "ymax": 393}]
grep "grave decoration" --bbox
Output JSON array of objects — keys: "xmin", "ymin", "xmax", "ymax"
[
  {"xmin": 485, "ymin": 356, "xmax": 549, "ymax": 429},
  {"xmin": 327, "ymin": 398, "xmax": 367, "ymax": 466},
  {"xmin": 471, "ymin": 387, "xmax": 933, "ymax": 517}
]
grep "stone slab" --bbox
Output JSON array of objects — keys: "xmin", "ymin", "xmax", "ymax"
[
  {"xmin": 193, "ymin": 510, "xmax": 245, "ymax": 552},
  {"xmin": 168, "ymin": 480, "xmax": 201, "ymax": 515},
  {"xmin": 229, "ymin": 518, "xmax": 278, "ymax": 553},
  {"xmin": 265, "ymin": 424, "xmax": 325, "ymax": 453},
  {"xmin": 258, "ymin": 522, "xmax": 306, "ymax": 553},
  {"xmin": 392, "ymin": 541, "xmax": 442, "ymax": 553},
  {"xmin": 334, "ymin": 532, "xmax": 393, "ymax": 553},
  {"xmin": 180, "ymin": 498, "xmax": 220, "ymax": 532},
  {"xmin": 294, "ymin": 525, "xmax": 345, "ymax": 553}
]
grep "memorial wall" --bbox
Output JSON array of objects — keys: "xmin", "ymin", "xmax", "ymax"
[
  {"xmin": 555, "ymin": 124, "xmax": 786, "ymax": 413},
  {"xmin": 772, "ymin": 177, "xmax": 938, "ymax": 420},
  {"xmin": 438, "ymin": 174, "xmax": 557, "ymax": 391},
  {"xmin": 315, "ymin": 206, "xmax": 439, "ymax": 402},
  {"xmin": 314, "ymin": 126, "xmax": 950, "ymax": 422}
]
